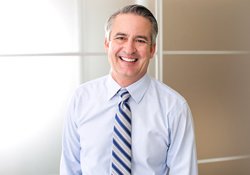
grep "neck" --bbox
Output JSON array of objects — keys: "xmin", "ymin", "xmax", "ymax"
[{"xmin": 111, "ymin": 74, "xmax": 145, "ymax": 87}]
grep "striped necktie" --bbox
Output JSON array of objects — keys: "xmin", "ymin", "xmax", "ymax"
[{"xmin": 111, "ymin": 89, "xmax": 132, "ymax": 175}]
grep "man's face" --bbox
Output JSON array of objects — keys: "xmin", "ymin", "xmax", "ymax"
[{"xmin": 104, "ymin": 13, "xmax": 156, "ymax": 86}]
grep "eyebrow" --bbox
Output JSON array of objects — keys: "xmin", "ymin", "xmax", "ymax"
[
  {"xmin": 114, "ymin": 32, "xmax": 149, "ymax": 41},
  {"xmin": 135, "ymin": 35, "xmax": 149, "ymax": 41},
  {"xmin": 114, "ymin": 32, "xmax": 127, "ymax": 37}
]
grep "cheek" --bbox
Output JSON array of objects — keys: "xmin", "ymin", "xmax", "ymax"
[
  {"xmin": 109, "ymin": 43, "xmax": 121, "ymax": 54},
  {"xmin": 139, "ymin": 49, "xmax": 151, "ymax": 59}
]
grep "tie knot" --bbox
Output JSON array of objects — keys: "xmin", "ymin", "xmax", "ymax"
[{"xmin": 119, "ymin": 88, "xmax": 130, "ymax": 102}]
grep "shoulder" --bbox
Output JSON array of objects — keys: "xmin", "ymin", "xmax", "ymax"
[
  {"xmin": 149, "ymin": 77, "xmax": 192, "ymax": 123},
  {"xmin": 149, "ymin": 77, "xmax": 187, "ymax": 105},
  {"xmin": 73, "ymin": 75, "xmax": 109, "ymax": 100}
]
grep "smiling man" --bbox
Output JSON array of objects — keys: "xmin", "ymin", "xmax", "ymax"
[
  {"xmin": 60, "ymin": 4, "xmax": 198, "ymax": 175},
  {"xmin": 105, "ymin": 12, "xmax": 155, "ymax": 87}
]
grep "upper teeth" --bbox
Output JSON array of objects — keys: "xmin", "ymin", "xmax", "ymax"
[{"xmin": 121, "ymin": 57, "xmax": 137, "ymax": 62}]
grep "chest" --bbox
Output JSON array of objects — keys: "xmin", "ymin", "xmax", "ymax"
[{"xmin": 77, "ymin": 100, "xmax": 170, "ymax": 172}]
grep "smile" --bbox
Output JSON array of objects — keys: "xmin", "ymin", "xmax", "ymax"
[{"xmin": 119, "ymin": 56, "xmax": 138, "ymax": 62}]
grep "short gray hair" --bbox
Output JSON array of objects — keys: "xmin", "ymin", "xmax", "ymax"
[{"xmin": 105, "ymin": 4, "xmax": 158, "ymax": 45}]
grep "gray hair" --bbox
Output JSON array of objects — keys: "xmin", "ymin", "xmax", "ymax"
[{"xmin": 105, "ymin": 4, "xmax": 158, "ymax": 45}]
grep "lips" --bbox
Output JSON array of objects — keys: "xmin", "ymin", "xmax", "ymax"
[{"xmin": 119, "ymin": 56, "xmax": 138, "ymax": 62}]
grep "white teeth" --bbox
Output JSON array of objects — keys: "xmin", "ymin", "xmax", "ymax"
[{"xmin": 120, "ymin": 57, "xmax": 137, "ymax": 62}]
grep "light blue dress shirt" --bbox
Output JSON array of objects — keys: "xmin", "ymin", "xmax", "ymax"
[{"xmin": 60, "ymin": 74, "xmax": 198, "ymax": 175}]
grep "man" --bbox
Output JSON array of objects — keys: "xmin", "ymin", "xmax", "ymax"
[{"xmin": 60, "ymin": 4, "xmax": 198, "ymax": 175}]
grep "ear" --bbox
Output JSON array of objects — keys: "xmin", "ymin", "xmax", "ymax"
[
  {"xmin": 104, "ymin": 38, "xmax": 110, "ymax": 52},
  {"xmin": 150, "ymin": 43, "xmax": 156, "ymax": 59}
]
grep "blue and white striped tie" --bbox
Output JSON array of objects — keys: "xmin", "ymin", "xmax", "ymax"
[{"xmin": 111, "ymin": 89, "xmax": 132, "ymax": 175}]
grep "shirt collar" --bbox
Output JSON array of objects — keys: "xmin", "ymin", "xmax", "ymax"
[
  {"xmin": 106, "ymin": 74, "xmax": 121, "ymax": 101},
  {"xmin": 106, "ymin": 74, "xmax": 151, "ymax": 104},
  {"xmin": 126, "ymin": 74, "xmax": 151, "ymax": 104}
]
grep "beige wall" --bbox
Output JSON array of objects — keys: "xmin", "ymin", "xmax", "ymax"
[{"xmin": 163, "ymin": 0, "xmax": 250, "ymax": 174}]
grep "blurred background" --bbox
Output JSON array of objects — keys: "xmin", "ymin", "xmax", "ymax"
[{"xmin": 0, "ymin": 0, "xmax": 249, "ymax": 174}]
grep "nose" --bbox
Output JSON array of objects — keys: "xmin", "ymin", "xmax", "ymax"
[{"xmin": 123, "ymin": 39, "xmax": 136, "ymax": 54}]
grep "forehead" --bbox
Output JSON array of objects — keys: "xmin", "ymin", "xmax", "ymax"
[{"xmin": 111, "ymin": 13, "xmax": 152, "ymax": 37}]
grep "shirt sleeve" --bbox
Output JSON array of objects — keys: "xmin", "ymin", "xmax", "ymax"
[
  {"xmin": 60, "ymin": 93, "xmax": 82, "ymax": 175},
  {"xmin": 167, "ymin": 102, "xmax": 198, "ymax": 175}
]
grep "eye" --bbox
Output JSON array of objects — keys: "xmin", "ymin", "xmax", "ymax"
[
  {"xmin": 135, "ymin": 39, "xmax": 147, "ymax": 43},
  {"xmin": 114, "ymin": 36, "xmax": 127, "ymax": 41}
]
